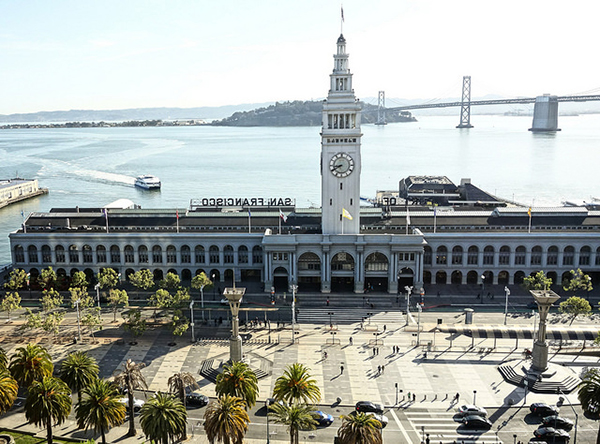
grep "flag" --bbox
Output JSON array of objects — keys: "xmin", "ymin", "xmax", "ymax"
[
  {"xmin": 527, "ymin": 207, "xmax": 532, "ymax": 217},
  {"xmin": 248, "ymin": 208, "xmax": 251, "ymax": 218},
  {"xmin": 279, "ymin": 209, "xmax": 288, "ymax": 223},
  {"xmin": 176, "ymin": 209, "xmax": 179, "ymax": 219},
  {"xmin": 406, "ymin": 207, "xmax": 411, "ymax": 225},
  {"xmin": 342, "ymin": 208, "xmax": 353, "ymax": 220},
  {"xmin": 341, "ymin": 6, "xmax": 344, "ymax": 22}
]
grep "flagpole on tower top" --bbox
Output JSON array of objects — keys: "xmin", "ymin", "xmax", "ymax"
[{"xmin": 340, "ymin": 5, "xmax": 344, "ymax": 34}]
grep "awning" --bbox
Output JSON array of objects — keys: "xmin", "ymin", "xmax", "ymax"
[{"xmin": 437, "ymin": 325, "xmax": 597, "ymax": 341}]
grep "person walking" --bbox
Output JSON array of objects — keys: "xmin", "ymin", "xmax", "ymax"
[
  {"xmin": 349, "ymin": 336, "xmax": 353, "ymax": 345},
  {"xmin": 381, "ymin": 365, "xmax": 385, "ymax": 374},
  {"xmin": 377, "ymin": 365, "xmax": 381, "ymax": 374},
  {"xmin": 340, "ymin": 365, "xmax": 344, "ymax": 374},
  {"xmin": 412, "ymin": 393, "xmax": 416, "ymax": 402}
]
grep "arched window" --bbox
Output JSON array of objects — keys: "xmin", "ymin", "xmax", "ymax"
[
  {"xmin": 224, "ymin": 245, "xmax": 234, "ymax": 264},
  {"xmin": 531, "ymin": 246, "xmax": 542, "ymax": 266},
  {"xmin": 195, "ymin": 246, "xmax": 205, "ymax": 264},
  {"xmin": 55, "ymin": 245, "xmax": 65, "ymax": 263},
  {"xmin": 209, "ymin": 246, "xmax": 219, "ymax": 264},
  {"xmin": 82, "ymin": 245, "xmax": 93, "ymax": 263},
  {"xmin": 110, "ymin": 245, "xmax": 120, "ymax": 264},
  {"xmin": 483, "ymin": 246, "xmax": 494, "ymax": 265},
  {"xmin": 41, "ymin": 245, "xmax": 52, "ymax": 263},
  {"xmin": 298, "ymin": 252, "xmax": 320, "ymax": 271},
  {"xmin": 152, "ymin": 246, "xmax": 163, "ymax": 263},
  {"xmin": 14, "ymin": 245, "xmax": 24, "ymax": 263},
  {"xmin": 69, "ymin": 245, "xmax": 79, "ymax": 263},
  {"xmin": 596, "ymin": 247, "xmax": 600, "ymax": 266},
  {"xmin": 547, "ymin": 246, "xmax": 558, "ymax": 266},
  {"xmin": 331, "ymin": 252, "xmax": 355, "ymax": 271},
  {"xmin": 515, "ymin": 246, "xmax": 526, "ymax": 265},
  {"xmin": 96, "ymin": 245, "xmax": 107, "ymax": 263},
  {"xmin": 124, "ymin": 246, "xmax": 134, "ymax": 263},
  {"xmin": 365, "ymin": 252, "xmax": 389, "ymax": 271},
  {"xmin": 452, "ymin": 246, "xmax": 463, "ymax": 265},
  {"xmin": 181, "ymin": 245, "xmax": 191, "ymax": 264},
  {"xmin": 28, "ymin": 245, "xmax": 38, "ymax": 263},
  {"xmin": 436, "ymin": 246, "xmax": 447, "ymax": 265},
  {"xmin": 467, "ymin": 246, "xmax": 479, "ymax": 265},
  {"xmin": 423, "ymin": 246, "xmax": 432, "ymax": 265},
  {"xmin": 252, "ymin": 246, "xmax": 263, "ymax": 264},
  {"xmin": 166, "ymin": 245, "xmax": 177, "ymax": 264},
  {"xmin": 238, "ymin": 246, "xmax": 248, "ymax": 264},
  {"xmin": 580, "ymin": 246, "xmax": 591, "ymax": 266},
  {"xmin": 138, "ymin": 245, "xmax": 148, "ymax": 263},
  {"xmin": 563, "ymin": 246, "xmax": 575, "ymax": 266},
  {"xmin": 499, "ymin": 246, "xmax": 510, "ymax": 265}
]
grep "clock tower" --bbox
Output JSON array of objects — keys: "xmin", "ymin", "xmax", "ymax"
[{"xmin": 321, "ymin": 34, "xmax": 362, "ymax": 235}]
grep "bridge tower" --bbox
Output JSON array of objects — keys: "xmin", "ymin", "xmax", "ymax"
[
  {"xmin": 456, "ymin": 75, "xmax": 474, "ymax": 129},
  {"xmin": 529, "ymin": 94, "xmax": 561, "ymax": 132},
  {"xmin": 375, "ymin": 91, "xmax": 387, "ymax": 125}
]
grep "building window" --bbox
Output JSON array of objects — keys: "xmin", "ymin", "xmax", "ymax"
[
  {"xmin": 167, "ymin": 246, "xmax": 177, "ymax": 264},
  {"xmin": 252, "ymin": 246, "xmax": 263, "ymax": 264},
  {"xmin": 238, "ymin": 246, "xmax": 248, "ymax": 264},
  {"xmin": 55, "ymin": 245, "xmax": 65, "ymax": 263},
  {"xmin": 596, "ymin": 247, "xmax": 600, "ymax": 266},
  {"xmin": 299, "ymin": 252, "xmax": 320, "ymax": 271},
  {"xmin": 580, "ymin": 246, "xmax": 591, "ymax": 266},
  {"xmin": 152, "ymin": 246, "xmax": 163, "ymax": 264},
  {"xmin": 365, "ymin": 252, "xmax": 388, "ymax": 271},
  {"xmin": 124, "ymin": 246, "xmax": 134, "ymax": 263},
  {"xmin": 110, "ymin": 246, "xmax": 120, "ymax": 264},
  {"xmin": 69, "ymin": 245, "xmax": 79, "ymax": 263},
  {"xmin": 483, "ymin": 246, "xmax": 494, "ymax": 265},
  {"xmin": 28, "ymin": 245, "xmax": 38, "ymax": 263},
  {"xmin": 138, "ymin": 246, "xmax": 148, "ymax": 263},
  {"xmin": 423, "ymin": 246, "xmax": 432, "ymax": 265},
  {"xmin": 563, "ymin": 246, "xmax": 574, "ymax": 266},
  {"xmin": 42, "ymin": 245, "xmax": 52, "ymax": 263},
  {"xmin": 195, "ymin": 246, "xmax": 205, "ymax": 264},
  {"xmin": 14, "ymin": 245, "xmax": 24, "ymax": 263},
  {"xmin": 82, "ymin": 245, "xmax": 93, "ymax": 263},
  {"xmin": 515, "ymin": 246, "xmax": 526, "ymax": 265},
  {"xmin": 451, "ymin": 246, "xmax": 463, "ymax": 265},
  {"xmin": 499, "ymin": 246, "xmax": 510, "ymax": 265},
  {"xmin": 436, "ymin": 246, "xmax": 447, "ymax": 265},
  {"xmin": 181, "ymin": 245, "xmax": 191, "ymax": 264},
  {"xmin": 96, "ymin": 245, "xmax": 107, "ymax": 263},
  {"xmin": 531, "ymin": 246, "xmax": 542, "ymax": 266},
  {"xmin": 224, "ymin": 245, "xmax": 234, "ymax": 264},
  {"xmin": 331, "ymin": 252, "xmax": 355, "ymax": 271},
  {"xmin": 547, "ymin": 246, "xmax": 558, "ymax": 266},
  {"xmin": 209, "ymin": 246, "xmax": 219, "ymax": 264},
  {"xmin": 467, "ymin": 246, "xmax": 479, "ymax": 265}
]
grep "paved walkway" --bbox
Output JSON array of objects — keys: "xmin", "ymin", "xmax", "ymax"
[{"xmin": 0, "ymin": 307, "xmax": 598, "ymax": 443}]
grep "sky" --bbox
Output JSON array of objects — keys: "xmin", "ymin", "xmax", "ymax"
[{"xmin": 0, "ymin": 0, "xmax": 598, "ymax": 114}]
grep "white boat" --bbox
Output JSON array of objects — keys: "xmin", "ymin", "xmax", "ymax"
[{"xmin": 134, "ymin": 175, "xmax": 161, "ymax": 190}]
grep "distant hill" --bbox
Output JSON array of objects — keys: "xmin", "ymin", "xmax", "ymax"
[{"xmin": 211, "ymin": 100, "xmax": 416, "ymax": 127}]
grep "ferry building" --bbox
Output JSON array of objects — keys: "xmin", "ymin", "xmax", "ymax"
[{"xmin": 8, "ymin": 35, "xmax": 600, "ymax": 295}]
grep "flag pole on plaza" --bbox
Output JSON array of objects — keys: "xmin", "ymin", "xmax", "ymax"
[
  {"xmin": 248, "ymin": 208, "xmax": 251, "ymax": 234},
  {"xmin": 103, "ymin": 208, "xmax": 109, "ymax": 233},
  {"xmin": 528, "ymin": 207, "xmax": 532, "ymax": 233},
  {"xmin": 176, "ymin": 209, "xmax": 179, "ymax": 234},
  {"xmin": 433, "ymin": 205, "xmax": 437, "ymax": 234},
  {"xmin": 405, "ymin": 205, "xmax": 410, "ymax": 235},
  {"xmin": 342, "ymin": 208, "xmax": 353, "ymax": 235}
]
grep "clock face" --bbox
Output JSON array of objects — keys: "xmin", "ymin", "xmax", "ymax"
[{"xmin": 329, "ymin": 153, "xmax": 355, "ymax": 178}]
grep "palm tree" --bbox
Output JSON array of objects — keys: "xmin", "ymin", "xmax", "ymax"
[
  {"xmin": 9, "ymin": 343, "xmax": 53, "ymax": 389},
  {"xmin": 0, "ymin": 347, "xmax": 7, "ymax": 369},
  {"xmin": 337, "ymin": 412, "xmax": 383, "ymax": 444},
  {"xmin": 75, "ymin": 378, "xmax": 126, "ymax": 444},
  {"xmin": 60, "ymin": 351, "xmax": 99, "ymax": 404},
  {"xmin": 25, "ymin": 376, "xmax": 72, "ymax": 444},
  {"xmin": 0, "ymin": 368, "xmax": 18, "ymax": 414},
  {"xmin": 579, "ymin": 368, "xmax": 600, "ymax": 444},
  {"xmin": 140, "ymin": 392, "xmax": 187, "ymax": 444},
  {"xmin": 216, "ymin": 361, "xmax": 259, "ymax": 408},
  {"xmin": 273, "ymin": 363, "xmax": 321, "ymax": 405},
  {"xmin": 168, "ymin": 371, "xmax": 199, "ymax": 441},
  {"xmin": 112, "ymin": 359, "xmax": 148, "ymax": 436},
  {"xmin": 203, "ymin": 395, "xmax": 250, "ymax": 444},
  {"xmin": 269, "ymin": 402, "xmax": 317, "ymax": 444}
]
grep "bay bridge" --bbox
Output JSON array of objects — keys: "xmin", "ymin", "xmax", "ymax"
[{"xmin": 371, "ymin": 76, "xmax": 600, "ymax": 131}]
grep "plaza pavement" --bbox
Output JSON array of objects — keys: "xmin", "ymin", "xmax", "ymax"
[{"xmin": 0, "ymin": 295, "xmax": 599, "ymax": 443}]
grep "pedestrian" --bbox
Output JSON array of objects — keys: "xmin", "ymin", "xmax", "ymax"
[
  {"xmin": 349, "ymin": 336, "xmax": 353, "ymax": 345},
  {"xmin": 412, "ymin": 393, "xmax": 415, "ymax": 402},
  {"xmin": 373, "ymin": 348, "xmax": 376, "ymax": 356},
  {"xmin": 455, "ymin": 392, "xmax": 460, "ymax": 402},
  {"xmin": 326, "ymin": 298, "xmax": 329, "ymax": 306},
  {"xmin": 407, "ymin": 391, "xmax": 411, "ymax": 400},
  {"xmin": 340, "ymin": 365, "xmax": 344, "ymax": 374},
  {"xmin": 383, "ymin": 325, "xmax": 386, "ymax": 332},
  {"xmin": 426, "ymin": 434, "xmax": 430, "ymax": 444},
  {"xmin": 381, "ymin": 365, "xmax": 385, "ymax": 374},
  {"xmin": 377, "ymin": 365, "xmax": 381, "ymax": 374}
]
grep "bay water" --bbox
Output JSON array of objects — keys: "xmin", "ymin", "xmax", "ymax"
[{"xmin": 1, "ymin": 114, "xmax": 599, "ymax": 265}]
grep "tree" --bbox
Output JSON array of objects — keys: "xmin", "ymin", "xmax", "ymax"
[
  {"xmin": 96, "ymin": 268, "xmax": 120, "ymax": 290},
  {"xmin": 81, "ymin": 308, "xmax": 103, "ymax": 341},
  {"xmin": 563, "ymin": 268, "xmax": 593, "ymax": 298},
  {"xmin": 269, "ymin": 402, "xmax": 317, "ymax": 444},
  {"xmin": 203, "ymin": 395, "xmax": 249, "ymax": 444},
  {"xmin": 158, "ymin": 272, "xmax": 181, "ymax": 292},
  {"xmin": 107, "ymin": 288, "xmax": 128, "ymax": 322},
  {"xmin": 578, "ymin": 368, "xmax": 600, "ymax": 444},
  {"xmin": 25, "ymin": 376, "xmax": 72, "ymax": 444},
  {"xmin": 559, "ymin": 296, "xmax": 592, "ymax": 325},
  {"xmin": 191, "ymin": 272, "xmax": 212, "ymax": 306},
  {"xmin": 122, "ymin": 308, "xmax": 147, "ymax": 341},
  {"xmin": 71, "ymin": 271, "xmax": 89, "ymax": 289},
  {"xmin": 0, "ymin": 368, "xmax": 18, "ymax": 415},
  {"xmin": 38, "ymin": 267, "xmax": 57, "ymax": 291},
  {"xmin": 112, "ymin": 359, "xmax": 148, "ymax": 436},
  {"xmin": 75, "ymin": 378, "xmax": 126, "ymax": 444},
  {"xmin": 523, "ymin": 270, "xmax": 553, "ymax": 291},
  {"xmin": 169, "ymin": 308, "xmax": 189, "ymax": 339},
  {"xmin": 3, "ymin": 269, "xmax": 27, "ymax": 291},
  {"xmin": 140, "ymin": 393, "xmax": 187, "ymax": 444},
  {"xmin": 0, "ymin": 347, "xmax": 7, "ymax": 369},
  {"xmin": 1, "ymin": 291, "xmax": 21, "ymax": 321},
  {"xmin": 149, "ymin": 288, "xmax": 171, "ymax": 321},
  {"xmin": 273, "ymin": 363, "xmax": 321, "ymax": 405},
  {"xmin": 129, "ymin": 269, "xmax": 154, "ymax": 299},
  {"xmin": 337, "ymin": 411, "xmax": 383, "ymax": 444},
  {"xmin": 59, "ymin": 351, "xmax": 99, "ymax": 403},
  {"xmin": 9, "ymin": 343, "xmax": 53, "ymax": 389},
  {"xmin": 168, "ymin": 371, "xmax": 200, "ymax": 406},
  {"xmin": 216, "ymin": 361, "xmax": 259, "ymax": 409}
]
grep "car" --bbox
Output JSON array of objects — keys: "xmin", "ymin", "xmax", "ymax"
[
  {"xmin": 265, "ymin": 398, "xmax": 285, "ymax": 409},
  {"xmin": 220, "ymin": 297, "xmax": 243, "ymax": 305},
  {"xmin": 533, "ymin": 426, "xmax": 570, "ymax": 442},
  {"xmin": 530, "ymin": 403, "xmax": 559, "ymax": 416},
  {"xmin": 461, "ymin": 415, "xmax": 492, "ymax": 429},
  {"xmin": 355, "ymin": 401, "xmax": 384, "ymax": 414},
  {"xmin": 541, "ymin": 415, "xmax": 574, "ymax": 431},
  {"xmin": 312, "ymin": 411, "xmax": 334, "ymax": 426},
  {"xmin": 457, "ymin": 404, "xmax": 488, "ymax": 417},
  {"xmin": 186, "ymin": 391, "xmax": 209, "ymax": 407},
  {"xmin": 349, "ymin": 411, "xmax": 388, "ymax": 429},
  {"xmin": 119, "ymin": 396, "xmax": 145, "ymax": 412}
]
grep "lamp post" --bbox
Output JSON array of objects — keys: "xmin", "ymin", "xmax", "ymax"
[
  {"xmin": 223, "ymin": 283, "xmax": 246, "ymax": 362},
  {"xmin": 328, "ymin": 312, "xmax": 334, "ymax": 328},
  {"xmin": 504, "ymin": 286, "xmax": 510, "ymax": 325},
  {"xmin": 473, "ymin": 390, "xmax": 477, "ymax": 405},
  {"xmin": 404, "ymin": 285, "xmax": 413, "ymax": 326},
  {"xmin": 367, "ymin": 312, "xmax": 373, "ymax": 325},
  {"xmin": 557, "ymin": 389, "xmax": 578, "ymax": 444},
  {"xmin": 190, "ymin": 300, "xmax": 195, "ymax": 343},
  {"xmin": 481, "ymin": 274, "xmax": 485, "ymax": 304},
  {"xmin": 291, "ymin": 284, "xmax": 297, "ymax": 344},
  {"xmin": 416, "ymin": 303, "xmax": 422, "ymax": 346},
  {"xmin": 74, "ymin": 299, "xmax": 82, "ymax": 342},
  {"xmin": 94, "ymin": 283, "xmax": 101, "ymax": 310},
  {"xmin": 200, "ymin": 284, "xmax": 205, "ymax": 321},
  {"xmin": 212, "ymin": 274, "xmax": 216, "ymax": 300},
  {"xmin": 395, "ymin": 383, "xmax": 398, "ymax": 405}
]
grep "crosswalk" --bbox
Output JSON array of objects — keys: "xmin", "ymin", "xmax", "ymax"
[
  {"xmin": 404, "ymin": 410, "xmax": 503, "ymax": 444},
  {"xmin": 296, "ymin": 307, "xmax": 406, "ymax": 326}
]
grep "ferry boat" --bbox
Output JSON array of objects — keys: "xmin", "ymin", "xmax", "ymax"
[{"xmin": 134, "ymin": 175, "xmax": 161, "ymax": 190}]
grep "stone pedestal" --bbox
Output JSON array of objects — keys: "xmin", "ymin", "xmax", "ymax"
[
  {"xmin": 530, "ymin": 289, "xmax": 560, "ymax": 372},
  {"xmin": 223, "ymin": 286, "xmax": 246, "ymax": 363}
]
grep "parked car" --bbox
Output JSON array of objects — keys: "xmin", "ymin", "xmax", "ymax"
[
  {"xmin": 355, "ymin": 401, "xmax": 384, "ymax": 414},
  {"xmin": 186, "ymin": 391, "xmax": 209, "ymax": 407},
  {"xmin": 119, "ymin": 397, "xmax": 145, "ymax": 412},
  {"xmin": 349, "ymin": 411, "xmax": 388, "ymax": 429},
  {"xmin": 461, "ymin": 415, "xmax": 492, "ymax": 429},
  {"xmin": 312, "ymin": 411, "xmax": 334, "ymax": 426},
  {"xmin": 530, "ymin": 403, "xmax": 559, "ymax": 416},
  {"xmin": 457, "ymin": 405, "xmax": 488, "ymax": 417},
  {"xmin": 533, "ymin": 426, "xmax": 570, "ymax": 442},
  {"xmin": 265, "ymin": 398, "xmax": 285, "ymax": 409},
  {"xmin": 541, "ymin": 415, "xmax": 573, "ymax": 431}
]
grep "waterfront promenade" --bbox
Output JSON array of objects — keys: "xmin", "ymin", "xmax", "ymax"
[{"xmin": 0, "ymin": 293, "xmax": 598, "ymax": 443}]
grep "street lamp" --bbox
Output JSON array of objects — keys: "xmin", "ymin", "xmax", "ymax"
[
  {"xmin": 481, "ymin": 274, "xmax": 486, "ymax": 304},
  {"xmin": 74, "ymin": 299, "xmax": 82, "ymax": 342},
  {"xmin": 367, "ymin": 312, "xmax": 373, "ymax": 325},
  {"xmin": 189, "ymin": 301, "xmax": 195, "ymax": 343},
  {"xmin": 504, "ymin": 286, "xmax": 510, "ymax": 325},
  {"xmin": 94, "ymin": 283, "xmax": 101, "ymax": 310},
  {"xmin": 473, "ymin": 390, "xmax": 477, "ymax": 405},
  {"xmin": 291, "ymin": 284, "xmax": 298, "ymax": 343},
  {"xmin": 404, "ymin": 286, "xmax": 413, "ymax": 326},
  {"xmin": 212, "ymin": 274, "xmax": 216, "ymax": 300},
  {"xmin": 416, "ymin": 303, "xmax": 422, "ymax": 346},
  {"xmin": 557, "ymin": 389, "xmax": 578, "ymax": 444}
]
